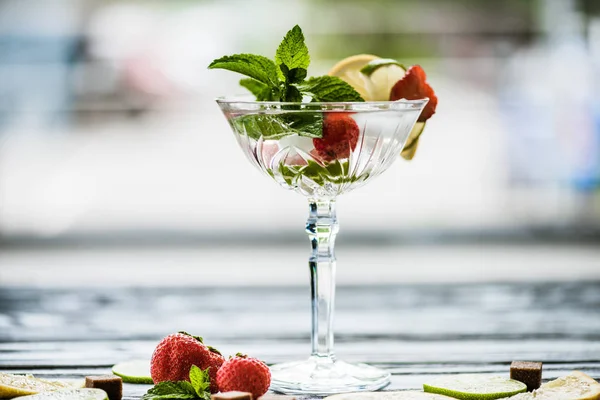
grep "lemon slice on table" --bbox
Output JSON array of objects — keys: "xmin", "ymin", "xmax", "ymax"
[
  {"xmin": 0, "ymin": 372, "xmax": 71, "ymax": 398},
  {"xmin": 508, "ymin": 371, "xmax": 600, "ymax": 400},
  {"xmin": 112, "ymin": 360, "xmax": 153, "ymax": 384},
  {"xmin": 423, "ymin": 374, "xmax": 527, "ymax": 399},
  {"xmin": 326, "ymin": 390, "xmax": 455, "ymax": 399},
  {"xmin": 14, "ymin": 388, "xmax": 108, "ymax": 400}
]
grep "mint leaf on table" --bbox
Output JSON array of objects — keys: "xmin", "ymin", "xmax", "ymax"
[
  {"xmin": 141, "ymin": 381, "xmax": 198, "ymax": 400},
  {"xmin": 275, "ymin": 24, "xmax": 310, "ymax": 82},
  {"xmin": 208, "ymin": 54, "xmax": 280, "ymax": 89},
  {"xmin": 188, "ymin": 366, "xmax": 211, "ymax": 399},
  {"xmin": 142, "ymin": 366, "xmax": 211, "ymax": 400},
  {"xmin": 298, "ymin": 76, "xmax": 364, "ymax": 102}
]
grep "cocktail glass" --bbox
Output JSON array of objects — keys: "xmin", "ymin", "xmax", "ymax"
[{"xmin": 216, "ymin": 97, "xmax": 428, "ymax": 395}]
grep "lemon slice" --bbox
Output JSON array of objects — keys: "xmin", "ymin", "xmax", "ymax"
[
  {"xmin": 14, "ymin": 389, "xmax": 108, "ymax": 400},
  {"xmin": 328, "ymin": 54, "xmax": 379, "ymax": 100},
  {"xmin": 48, "ymin": 380, "xmax": 85, "ymax": 389},
  {"xmin": 326, "ymin": 391, "xmax": 455, "ymax": 399},
  {"xmin": 0, "ymin": 372, "xmax": 71, "ymax": 398},
  {"xmin": 360, "ymin": 59, "xmax": 406, "ymax": 101},
  {"xmin": 112, "ymin": 360, "xmax": 153, "ymax": 384},
  {"xmin": 508, "ymin": 371, "xmax": 600, "ymax": 400},
  {"xmin": 423, "ymin": 374, "xmax": 527, "ymax": 399},
  {"xmin": 329, "ymin": 55, "xmax": 407, "ymax": 102}
]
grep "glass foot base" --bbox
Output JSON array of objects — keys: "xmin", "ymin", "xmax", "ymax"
[{"xmin": 269, "ymin": 357, "xmax": 391, "ymax": 395}]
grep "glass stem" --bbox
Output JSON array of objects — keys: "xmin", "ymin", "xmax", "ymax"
[{"xmin": 306, "ymin": 198, "xmax": 339, "ymax": 360}]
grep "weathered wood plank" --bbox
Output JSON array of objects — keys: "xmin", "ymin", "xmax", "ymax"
[
  {"xmin": 1, "ymin": 339, "xmax": 599, "ymax": 366},
  {"xmin": 1, "ymin": 283, "xmax": 599, "ymax": 342}
]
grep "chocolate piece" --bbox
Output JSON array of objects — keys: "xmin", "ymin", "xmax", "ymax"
[
  {"xmin": 85, "ymin": 375, "xmax": 123, "ymax": 400},
  {"xmin": 211, "ymin": 392, "xmax": 253, "ymax": 400},
  {"xmin": 510, "ymin": 361, "xmax": 543, "ymax": 391}
]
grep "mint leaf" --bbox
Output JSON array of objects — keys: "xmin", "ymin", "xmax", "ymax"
[
  {"xmin": 283, "ymin": 85, "xmax": 303, "ymax": 102},
  {"xmin": 275, "ymin": 25, "xmax": 310, "ymax": 82},
  {"xmin": 298, "ymin": 76, "xmax": 364, "ymax": 102},
  {"xmin": 278, "ymin": 64, "xmax": 307, "ymax": 85},
  {"xmin": 209, "ymin": 54, "xmax": 279, "ymax": 88},
  {"xmin": 287, "ymin": 68, "xmax": 307, "ymax": 84},
  {"xmin": 239, "ymin": 78, "xmax": 275, "ymax": 101},
  {"xmin": 232, "ymin": 114, "xmax": 322, "ymax": 139},
  {"xmin": 283, "ymin": 113, "xmax": 323, "ymax": 138},
  {"xmin": 142, "ymin": 381, "xmax": 197, "ymax": 400},
  {"xmin": 232, "ymin": 114, "xmax": 293, "ymax": 140},
  {"xmin": 189, "ymin": 366, "xmax": 211, "ymax": 400}
]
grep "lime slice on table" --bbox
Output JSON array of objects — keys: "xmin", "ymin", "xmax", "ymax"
[
  {"xmin": 112, "ymin": 360, "xmax": 153, "ymax": 384},
  {"xmin": 326, "ymin": 390, "xmax": 455, "ymax": 399},
  {"xmin": 423, "ymin": 374, "xmax": 527, "ymax": 400},
  {"xmin": 0, "ymin": 372, "xmax": 73, "ymax": 398},
  {"xmin": 508, "ymin": 371, "xmax": 600, "ymax": 400},
  {"xmin": 14, "ymin": 389, "xmax": 108, "ymax": 400}
]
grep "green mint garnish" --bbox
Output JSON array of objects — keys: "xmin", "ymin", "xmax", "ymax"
[
  {"xmin": 275, "ymin": 25, "xmax": 310, "ymax": 81},
  {"xmin": 208, "ymin": 25, "xmax": 363, "ymax": 104},
  {"xmin": 188, "ymin": 365, "xmax": 211, "ymax": 399},
  {"xmin": 238, "ymin": 78, "xmax": 274, "ymax": 101},
  {"xmin": 298, "ymin": 76, "xmax": 364, "ymax": 102},
  {"xmin": 208, "ymin": 54, "xmax": 279, "ymax": 89},
  {"xmin": 142, "ymin": 366, "xmax": 211, "ymax": 400}
]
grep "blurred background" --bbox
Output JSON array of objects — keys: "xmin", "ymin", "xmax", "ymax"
[{"xmin": 1, "ymin": 0, "xmax": 599, "ymax": 286}]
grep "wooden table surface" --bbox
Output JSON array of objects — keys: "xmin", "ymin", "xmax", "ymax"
[{"xmin": 1, "ymin": 282, "xmax": 599, "ymax": 399}]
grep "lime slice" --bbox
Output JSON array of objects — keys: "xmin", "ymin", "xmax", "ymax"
[
  {"xmin": 326, "ymin": 391, "xmax": 455, "ymax": 399},
  {"xmin": 14, "ymin": 389, "xmax": 108, "ymax": 400},
  {"xmin": 508, "ymin": 371, "xmax": 600, "ymax": 400},
  {"xmin": 112, "ymin": 360, "xmax": 153, "ymax": 384},
  {"xmin": 0, "ymin": 372, "xmax": 70, "ymax": 398},
  {"xmin": 423, "ymin": 374, "xmax": 527, "ymax": 400},
  {"xmin": 328, "ymin": 54, "xmax": 379, "ymax": 100},
  {"xmin": 360, "ymin": 58, "xmax": 406, "ymax": 76},
  {"xmin": 401, "ymin": 122, "xmax": 426, "ymax": 160}
]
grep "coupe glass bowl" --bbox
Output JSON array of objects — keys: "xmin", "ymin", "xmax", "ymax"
[{"xmin": 216, "ymin": 97, "xmax": 428, "ymax": 395}]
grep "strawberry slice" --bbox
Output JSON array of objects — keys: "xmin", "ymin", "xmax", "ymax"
[
  {"xmin": 389, "ymin": 65, "xmax": 437, "ymax": 122},
  {"xmin": 313, "ymin": 113, "xmax": 359, "ymax": 162}
]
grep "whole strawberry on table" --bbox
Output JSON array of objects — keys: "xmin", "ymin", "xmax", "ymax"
[{"xmin": 144, "ymin": 332, "xmax": 271, "ymax": 400}]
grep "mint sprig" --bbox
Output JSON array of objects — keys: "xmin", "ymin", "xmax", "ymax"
[
  {"xmin": 298, "ymin": 76, "xmax": 364, "ymax": 102},
  {"xmin": 142, "ymin": 366, "xmax": 211, "ymax": 400},
  {"xmin": 275, "ymin": 25, "xmax": 310, "ymax": 82},
  {"xmin": 208, "ymin": 54, "xmax": 279, "ymax": 89},
  {"xmin": 208, "ymin": 25, "xmax": 363, "ymax": 104}
]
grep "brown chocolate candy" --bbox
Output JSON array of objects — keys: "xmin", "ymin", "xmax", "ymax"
[
  {"xmin": 85, "ymin": 375, "xmax": 123, "ymax": 400},
  {"xmin": 211, "ymin": 392, "xmax": 253, "ymax": 400},
  {"xmin": 510, "ymin": 360, "xmax": 543, "ymax": 391}
]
